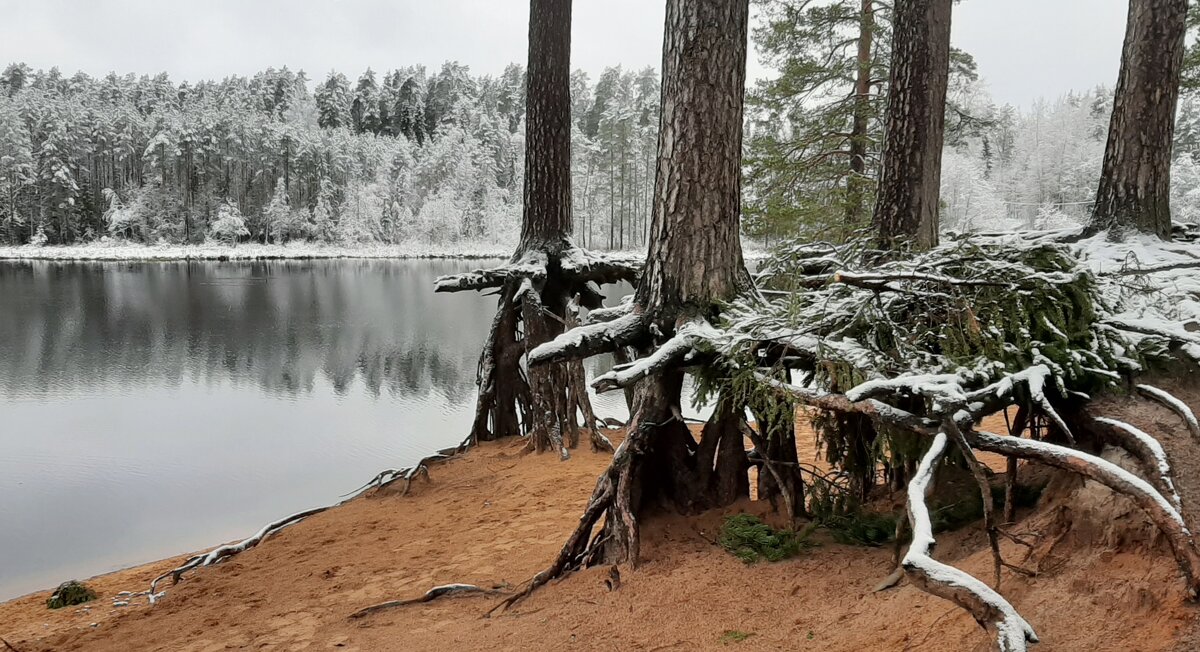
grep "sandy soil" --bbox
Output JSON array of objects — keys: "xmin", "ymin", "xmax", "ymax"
[{"xmin": 3, "ymin": 402, "xmax": 1198, "ymax": 651}]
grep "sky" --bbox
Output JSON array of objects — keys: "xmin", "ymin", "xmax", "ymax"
[{"xmin": 0, "ymin": 0, "xmax": 1129, "ymax": 109}]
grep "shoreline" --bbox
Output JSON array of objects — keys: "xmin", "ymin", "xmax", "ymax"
[
  {"xmin": 0, "ymin": 242, "xmax": 770, "ymax": 263},
  {"xmin": 0, "ymin": 243, "xmax": 517, "ymax": 262}
]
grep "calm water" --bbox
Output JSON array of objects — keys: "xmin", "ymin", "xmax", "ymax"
[{"xmin": 0, "ymin": 259, "xmax": 640, "ymax": 600}]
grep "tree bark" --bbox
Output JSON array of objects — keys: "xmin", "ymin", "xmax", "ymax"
[
  {"xmin": 519, "ymin": 0, "xmax": 573, "ymax": 251},
  {"xmin": 1089, "ymin": 0, "xmax": 1188, "ymax": 239},
  {"xmin": 871, "ymin": 0, "xmax": 952, "ymax": 251},
  {"xmin": 454, "ymin": 0, "xmax": 617, "ymax": 451},
  {"xmin": 636, "ymin": 0, "xmax": 754, "ymax": 317},
  {"xmin": 595, "ymin": 0, "xmax": 754, "ymax": 562}
]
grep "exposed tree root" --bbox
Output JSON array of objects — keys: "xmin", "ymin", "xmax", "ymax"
[
  {"xmin": 1137, "ymin": 383, "xmax": 1200, "ymax": 442},
  {"xmin": 903, "ymin": 431, "xmax": 1039, "ymax": 652},
  {"xmin": 149, "ymin": 506, "xmax": 330, "ymax": 603},
  {"xmin": 348, "ymin": 584, "xmax": 507, "ymax": 619},
  {"xmin": 437, "ymin": 244, "xmax": 639, "ymax": 449},
  {"xmin": 148, "ymin": 442, "xmax": 476, "ymax": 604},
  {"xmin": 970, "ymin": 429, "xmax": 1200, "ymax": 597}
]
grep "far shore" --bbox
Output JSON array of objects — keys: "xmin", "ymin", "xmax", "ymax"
[
  {"xmin": 0, "ymin": 242, "xmax": 769, "ymax": 263},
  {"xmin": 0, "ymin": 242, "xmax": 516, "ymax": 262}
]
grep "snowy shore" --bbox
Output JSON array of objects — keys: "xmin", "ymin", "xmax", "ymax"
[
  {"xmin": 0, "ymin": 242, "xmax": 770, "ymax": 262},
  {"xmin": 0, "ymin": 242, "xmax": 518, "ymax": 261}
]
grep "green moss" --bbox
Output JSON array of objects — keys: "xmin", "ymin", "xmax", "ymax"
[
  {"xmin": 718, "ymin": 514, "xmax": 813, "ymax": 563},
  {"xmin": 46, "ymin": 580, "xmax": 97, "ymax": 609},
  {"xmin": 719, "ymin": 630, "xmax": 755, "ymax": 645}
]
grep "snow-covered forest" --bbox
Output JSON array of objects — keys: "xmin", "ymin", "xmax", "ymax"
[
  {"xmin": 0, "ymin": 62, "xmax": 659, "ymax": 248},
  {"xmin": 7, "ymin": 15, "xmax": 1200, "ymax": 252}
]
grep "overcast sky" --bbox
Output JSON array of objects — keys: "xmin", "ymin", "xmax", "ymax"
[{"xmin": 0, "ymin": 0, "xmax": 1128, "ymax": 109}]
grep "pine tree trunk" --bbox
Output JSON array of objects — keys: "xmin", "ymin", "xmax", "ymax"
[
  {"xmin": 871, "ymin": 0, "xmax": 952, "ymax": 251},
  {"xmin": 518, "ymin": 0, "xmax": 573, "ymax": 253},
  {"xmin": 598, "ymin": 0, "xmax": 754, "ymax": 563},
  {"xmin": 1089, "ymin": 0, "xmax": 1187, "ymax": 239},
  {"xmin": 845, "ymin": 0, "xmax": 875, "ymax": 230}
]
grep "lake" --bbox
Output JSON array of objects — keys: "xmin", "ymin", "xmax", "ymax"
[{"xmin": 0, "ymin": 258, "xmax": 648, "ymax": 601}]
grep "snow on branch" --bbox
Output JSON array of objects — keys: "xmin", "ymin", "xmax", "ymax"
[
  {"xmin": 558, "ymin": 246, "xmax": 643, "ymax": 285},
  {"xmin": 1092, "ymin": 416, "xmax": 1182, "ymax": 510},
  {"xmin": 528, "ymin": 312, "xmax": 646, "ymax": 366},
  {"xmin": 585, "ymin": 295, "xmax": 636, "ymax": 325},
  {"xmin": 592, "ymin": 319, "xmax": 717, "ymax": 393},
  {"xmin": 434, "ymin": 251, "xmax": 548, "ymax": 293},
  {"xmin": 902, "ymin": 432, "xmax": 1039, "ymax": 652}
]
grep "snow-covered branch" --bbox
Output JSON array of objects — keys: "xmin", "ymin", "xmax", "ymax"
[
  {"xmin": 528, "ymin": 312, "xmax": 646, "ymax": 366},
  {"xmin": 433, "ymin": 252, "xmax": 548, "ymax": 293},
  {"xmin": 592, "ymin": 319, "xmax": 716, "ymax": 393},
  {"xmin": 1137, "ymin": 384, "xmax": 1200, "ymax": 442}
]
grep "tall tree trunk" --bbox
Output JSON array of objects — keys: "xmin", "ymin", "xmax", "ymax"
[
  {"xmin": 442, "ymin": 0, "xmax": 623, "ymax": 454},
  {"xmin": 871, "ymin": 0, "xmax": 952, "ymax": 251},
  {"xmin": 1089, "ymin": 0, "xmax": 1187, "ymax": 239},
  {"xmin": 604, "ymin": 0, "xmax": 754, "ymax": 562},
  {"xmin": 845, "ymin": 0, "xmax": 875, "ymax": 230}
]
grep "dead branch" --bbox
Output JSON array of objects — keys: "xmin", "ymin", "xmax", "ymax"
[{"xmin": 348, "ymin": 584, "xmax": 506, "ymax": 619}]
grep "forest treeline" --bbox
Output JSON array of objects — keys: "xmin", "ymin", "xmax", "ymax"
[
  {"xmin": 0, "ymin": 61, "xmax": 659, "ymax": 248},
  {"xmin": 2, "ymin": 0, "xmax": 1199, "ymax": 249}
]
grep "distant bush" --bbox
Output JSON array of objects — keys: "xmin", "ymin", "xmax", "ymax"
[{"xmin": 46, "ymin": 580, "xmax": 96, "ymax": 609}]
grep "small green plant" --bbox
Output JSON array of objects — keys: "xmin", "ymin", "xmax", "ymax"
[
  {"xmin": 46, "ymin": 580, "xmax": 97, "ymax": 609},
  {"xmin": 718, "ymin": 514, "xmax": 811, "ymax": 563},
  {"xmin": 719, "ymin": 630, "xmax": 755, "ymax": 645},
  {"xmin": 823, "ymin": 510, "xmax": 898, "ymax": 546}
]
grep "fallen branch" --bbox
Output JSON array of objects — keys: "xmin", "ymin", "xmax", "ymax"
[
  {"xmin": 902, "ymin": 431, "xmax": 1039, "ymax": 652},
  {"xmin": 349, "ymin": 584, "xmax": 506, "ymax": 619},
  {"xmin": 1, "ymin": 637, "xmax": 22, "ymax": 652}
]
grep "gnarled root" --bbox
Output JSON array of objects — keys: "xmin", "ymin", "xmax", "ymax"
[
  {"xmin": 349, "ymin": 584, "xmax": 507, "ymax": 619},
  {"xmin": 1137, "ymin": 384, "xmax": 1200, "ymax": 442},
  {"xmin": 149, "ymin": 506, "xmax": 329, "ymax": 603},
  {"xmin": 903, "ymin": 431, "xmax": 1039, "ymax": 652}
]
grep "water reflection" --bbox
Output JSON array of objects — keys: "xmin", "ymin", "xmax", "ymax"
[{"xmin": 0, "ymin": 259, "xmax": 634, "ymax": 600}]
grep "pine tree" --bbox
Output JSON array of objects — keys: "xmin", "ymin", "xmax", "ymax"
[
  {"xmin": 1090, "ymin": 0, "xmax": 1189, "ymax": 239},
  {"xmin": 315, "ymin": 72, "xmax": 351, "ymax": 129}
]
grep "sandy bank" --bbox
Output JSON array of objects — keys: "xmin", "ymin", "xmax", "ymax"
[{"xmin": 2, "ymin": 401, "xmax": 1199, "ymax": 651}]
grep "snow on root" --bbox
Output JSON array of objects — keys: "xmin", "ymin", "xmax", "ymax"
[{"xmin": 904, "ymin": 432, "xmax": 1038, "ymax": 652}]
